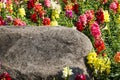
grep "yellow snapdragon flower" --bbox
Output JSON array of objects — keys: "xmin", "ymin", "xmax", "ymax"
[
  {"xmin": 87, "ymin": 52, "xmax": 97, "ymax": 59},
  {"xmin": 53, "ymin": 10, "xmax": 59, "ymax": 18},
  {"xmin": 94, "ymin": 58, "xmax": 106, "ymax": 73},
  {"xmin": 87, "ymin": 51, "xmax": 111, "ymax": 74},
  {"xmin": 106, "ymin": 67, "xmax": 111, "ymax": 74},
  {"xmin": 87, "ymin": 52, "xmax": 97, "ymax": 63},
  {"xmin": 51, "ymin": 20, "xmax": 58, "ymax": 26},
  {"xmin": 0, "ymin": 2, "xmax": 5, "ymax": 8},
  {"xmin": 51, "ymin": 2, "xmax": 61, "ymax": 20},
  {"xmin": 94, "ymin": 57, "xmax": 111, "ymax": 74},
  {"xmin": 10, "ymin": 4, "xmax": 13, "ymax": 10},
  {"xmin": 104, "ymin": 57, "xmax": 111, "ymax": 74},
  {"xmin": 0, "ymin": 2, "xmax": 3, "ymax": 9},
  {"xmin": 24, "ymin": 0, "xmax": 29, "ymax": 2},
  {"xmin": 103, "ymin": 10, "xmax": 110, "ymax": 22},
  {"xmin": 18, "ymin": 8, "xmax": 26, "ymax": 17},
  {"xmin": 116, "ymin": 15, "xmax": 120, "ymax": 23},
  {"xmin": 0, "ymin": 2, "xmax": 3, "ymax": 12}
]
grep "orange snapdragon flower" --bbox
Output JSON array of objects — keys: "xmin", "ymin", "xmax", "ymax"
[
  {"xmin": 114, "ymin": 52, "xmax": 120, "ymax": 63},
  {"xmin": 65, "ymin": 4, "xmax": 73, "ymax": 10},
  {"xmin": 6, "ymin": 0, "xmax": 13, "ymax": 13}
]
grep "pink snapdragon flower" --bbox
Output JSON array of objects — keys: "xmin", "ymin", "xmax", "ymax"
[
  {"xmin": 79, "ymin": 14, "xmax": 87, "ymax": 26},
  {"xmin": 85, "ymin": 10, "xmax": 94, "ymax": 22},
  {"xmin": 109, "ymin": 1, "xmax": 119, "ymax": 13},
  {"xmin": 13, "ymin": 18, "xmax": 26, "ymax": 26},
  {"xmin": 1, "ymin": 0, "xmax": 7, "ymax": 3},
  {"xmin": 65, "ymin": 10, "xmax": 73, "ymax": 18},
  {"xmin": 44, "ymin": 0, "xmax": 51, "ymax": 8},
  {"xmin": 90, "ymin": 22, "xmax": 101, "ymax": 39}
]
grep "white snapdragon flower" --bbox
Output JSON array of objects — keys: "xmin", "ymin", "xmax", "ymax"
[
  {"xmin": 56, "ymin": 4, "xmax": 61, "ymax": 14},
  {"xmin": 50, "ymin": 0, "xmax": 57, "ymax": 9},
  {"xmin": 62, "ymin": 67, "xmax": 73, "ymax": 78},
  {"xmin": 50, "ymin": 0, "xmax": 61, "ymax": 14}
]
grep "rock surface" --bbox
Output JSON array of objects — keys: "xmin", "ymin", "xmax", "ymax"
[{"xmin": 0, "ymin": 26, "xmax": 93, "ymax": 80}]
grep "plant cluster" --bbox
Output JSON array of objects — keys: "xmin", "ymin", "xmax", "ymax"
[{"xmin": 0, "ymin": 0, "xmax": 120, "ymax": 80}]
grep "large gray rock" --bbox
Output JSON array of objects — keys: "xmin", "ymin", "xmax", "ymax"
[{"xmin": 0, "ymin": 26, "xmax": 93, "ymax": 80}]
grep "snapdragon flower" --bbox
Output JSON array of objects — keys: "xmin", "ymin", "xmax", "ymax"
[
  {"xmin": 18, "ymin": 8, "xmax": 26, "ymax": 17},
  {"xmin": 103, "ymin": 10, "xmax": 110, "ymax": 22},
  {"xmin": 62, "ymin": 67, "xmax": 73, "ymax": 78}
]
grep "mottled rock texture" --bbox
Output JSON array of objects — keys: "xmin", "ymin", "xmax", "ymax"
[{"xmin": 0, "ymin": 26, "xmax": 93, "ymax": 80}]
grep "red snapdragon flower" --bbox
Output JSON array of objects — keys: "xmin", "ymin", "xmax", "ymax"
[
  {"xmin": 75, "ymin": 74, "xmax": 86, "ymax": 80},
  {"xmin": 95, "ymin": 9, "xmax": 104, "ymax": 24},
  {"xmin": 75, "ymin": 21, "xmax": 84, "ymax": 31},
  {"xmin": 73, "ymin": 3, "xmax": 79, "ymax": 14},
  {"xmin": 27, "ymin": 0, "xmax": 36, "ymax": 9},
  {"xmin": 0, "ymin": 72, "xmax": 11, "ymax": 80},
  {"xmin": 94, "ymin": 38, "xmax": 106, "ymax": 54},
  {"xmin": 94, "ymin": 39, "xmax": 104, "ymax": 48},
  {"xmin": 0, "ymin": 16, "xmax": 5, "ymax": 26},
  {"xmin": 30, "ymin": 13, "xmax": 37, "ymax": 22},
  {"xmin": 97, "ymin": 43, "xmax": 105, "ymax": 54},
  {"xmin": 42, "ymin": 17, "xmax": 51, "ymax": 25}
]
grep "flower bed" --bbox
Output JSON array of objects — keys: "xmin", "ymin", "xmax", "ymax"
[{"xmin": 0, "ymin": 0, "xmax": 120, "ymax": 80}]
